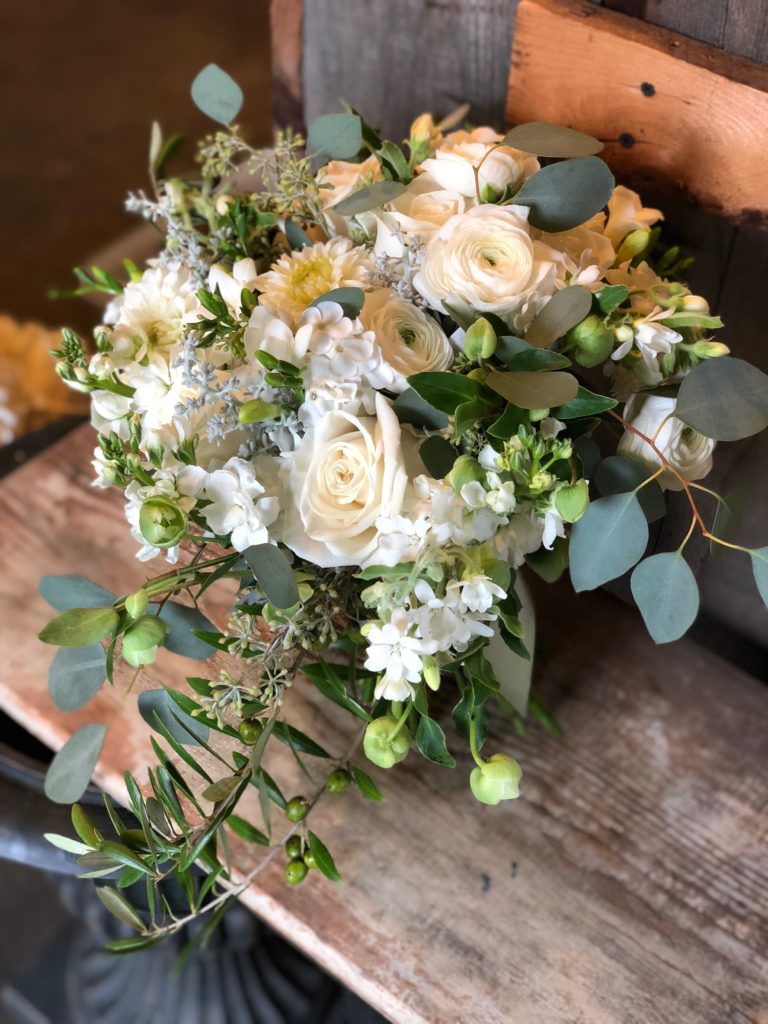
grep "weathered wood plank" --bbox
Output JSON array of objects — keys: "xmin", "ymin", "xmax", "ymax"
[
  {"xmin": 299, "ymin": 0, "xmax": 518, "ymax": 140},
  {"xmin": 270, "ymin": 0, "xmax": 304, "ymax": 129},
  {"xmin": 506, "ymin": 0, "xmax": 768, "ymax": 224},
  {"xmin": 1, "ymin": 423, "xmax": 767, "ymax": 1023}
]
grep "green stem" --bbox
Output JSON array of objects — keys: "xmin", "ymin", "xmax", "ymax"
[
  {"xmin": 468, "ymin": 714, "xmax": 486, "ymax": 769},
  {"xmin": 386, "ymin": 703, "xmax": 412, "ymax": 743}
]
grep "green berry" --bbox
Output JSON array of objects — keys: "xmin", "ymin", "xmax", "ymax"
[
  {"xmin": 238, "ymin": 720, "xmax": 263, "ymax": 745},
  {"xmin": 285, "ymin": 835, "xmax": 303, "ymax": 860},
  {"xmin": 285, "ymin": 796, "xmax": 309, "ymax": 822},
  {"xmin": 284, "ymin": 859, "xmax": 308, "ymax": 885},
  {"xmin": 303, "ymin": 850, "xmax": 317, "ymax": 870},
  {"xmin": 326, "ymin": 769, "xmax": 352, "ymax": 794}
]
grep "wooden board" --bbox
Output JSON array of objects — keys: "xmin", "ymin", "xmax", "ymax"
[
  {"xmin": 506, "ymin": 0, "xmax": 768, "ymax": 224},
  {"xmin": 1, "ymin": 422, "xmax": 767, "ymax": 1022}
]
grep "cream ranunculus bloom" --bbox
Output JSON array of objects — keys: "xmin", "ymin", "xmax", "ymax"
[
  {"xmin": 618, "ymin": 393, "xmax": 715, "ymax": 490},
  {"xmin": 373, "ymin": 174, "xmax": 467, "ymax": 259},
  {"xmin": 362, "ymin": 288, "xmax": 453, "ymax": 391},
  {"xmin": 281, "ymin": 392, "xmax": 409, "ymax": 567},
  {"xmin": 413, "ymin": 204, "xmax": 561, "ymax": 331},
  {"xmin": 317, "ymin": 154, "xmax": 383, "ymax": 209},
  {"xmin": 604, "ymin": 186, "xmax": 664, "ymax": 248},
  {"xmin": 421, "ymin": 127, "xmax": 539, "ymax": 199}
]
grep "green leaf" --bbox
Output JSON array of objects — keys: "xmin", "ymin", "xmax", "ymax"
[
  {"xmin": 751, "ymin": 547, "xmax": 768, "ymax": 605},
  {"xmin": 332, "ymin": 180, "xmax": 408, "ymax": 215},
  {"xmin": 594, "ymin": 455, "xmax": 666, "ymax": 523},
  {"xmin": 486, "ymin": 576, "xmax": 536, "ymax": 714},
  {"xmin": 415, "ymin": 716, "xmax": 456, "ymax": 767},
  {"xmin": 420, "ymin": 435, "xmax": 458, "ymax": 478},
  {"xmin": 569, "ymin": 492, "xmax": 649, "ymax": 591},
  {"xmin": 496, "ymin": 336, "xmax": 571, "ymax": 371},
  {"xmin": 407, "ymin": 371, "xmax": 485, "ymax": 414},
  {"xmin": 138, "ymin": 689, "xmax": 208, "ymax": 746},
  {"xmin": 309, "ymin": 286, "xmax": 365, "ymax": 319},
  {"xmin": 202, "ymin": 774, "xmax": 243, "ymax": 803},
  {"xmin": 514, "ymin": 156, "xmax": 615, "ymax": 233},
  {"xmin": 662, "ymin": 312, "xmax": 723, "ymax": 330},
  {"xmin": 105, "ymin": 935, "xmax": 164, "ymax": 954},
  {"xmin": 190, "ymin": 64, "xmax": 243, "ymax": 125},
  {"xmin": 244, "ymin": 544, "xmax": 300, "ymax": 609},
  {"xmin": 487, "ymin": 404, "xmax": 528, "ymax": 439},
  {"xmin": 630, "ymin": 553, "xmax": 700, "ymax": 643},
  {"xmin": 39, "ymin": 606, "xmax": 118, "ymax": 647},
  {"xmin": 308, "ymin": 112, "xmax": 362, "ymax": 159},
  {"xmin": 675, "ymin": 357, "xmax": 768, "ymax": 441},
  {"xmin": 227, "ymin": 814, "xmax": 270, "ymax": 845},
  {"xmin": 122, "ymin": 615, "xmax": 167, "ymax": 666},
  {"xmin": 502, "ymin": 122, "xmax": 603, "ymax": 158},
  {"xmin": 302, "ymin": 661, "xmax": 372, "ymax": 722},
  {"xmin": 157, "ymin": 601, "xmax": 218, "ymax": 659},
  {"xmin": 526, "ymin": 536, "xmax": 569, "ymax": 583},
  {"xmin": 96, "ymin": 887, "xmax": 145, "ymax": 931},
  {"xmin": 306, "ymin": 831, "xmax": 341, "ymax": 882},
  {"xmin": 284, "ymin": 219, "xmax": 311, "ymax": 250},
  {"xmin": 44, "ymin": 833, "xmax": 93, "ymax": 856},
  {"xmin": 551, "ymin": 386, "xmax": 617, "ymax": 419},
  {"xmin": 44, "ymin": 724, "xmax": 106, "ymax": 804},
  {"xmin": 393, "ymin": 387, "xmax": 450, "ymax": 430},
  {"xmin": 525, "ymin": 286, "xmax": 593, "ymax": 348},
  {"xmin": 485, "ymin": 369, "xmax": 579, "ymax": 410},
  {"xmin": 351, "ymin": 765, "xmax": 384, "ymax": 801},
  {"xmin": 39, "ymin": 575, "xmax": 116, "ymax": 612},
  {"xmin": 596, "ymin": 285, "xmax": 630, "ymax": 314},
  {"xmin": 72, "ymin": 804, "xmax": 102, "ymax": 847},
  {"xmin": 272, "ymin": 721, "xmax": 330, "ymax": 758},
  {"xmin": 48, "ymin": 644, "xmax": 106, "ymax": 711}
]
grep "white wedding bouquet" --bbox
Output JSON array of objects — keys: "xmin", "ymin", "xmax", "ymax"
[{"xmin": 39, "ymin": 66, "xmax": 768, "ymax": 948}]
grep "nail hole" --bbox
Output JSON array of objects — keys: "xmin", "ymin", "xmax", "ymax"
[
  {"xmin": 619, "ymin": 132, "xmax": 636, "ymax": 148},
  {"xmin": 641, "ymin": 81, "xmax": 656, "ymax": 97}
]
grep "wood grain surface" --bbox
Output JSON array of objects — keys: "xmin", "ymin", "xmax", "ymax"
[
  {"xmin": 506, "ymin": 0, "xmax": 768, "ymax": 225},
  {"xmin": 1, "ymin": 422, "xmax": 767, "ymax": 1023}
]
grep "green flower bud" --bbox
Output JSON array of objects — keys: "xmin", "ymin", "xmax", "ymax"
[
  {"xmin": 138, "ymin": 497, "xmax": 188, "ymax": 549},
  {"xmin": 326, "ymin": 769, "xmax": 352, "ymax": 794},
  {"xmin": 422, "ymin": 656, "xmax": 441, "ymax": 691},
  {"xmin": 122, "ymin": 615, "xmax": 167, "ymax": 668},
  {"xmin": 445, "ymin": 454, "xmax": 485, "ymax": 494},
  {"xmin": 681, "ymin": 294, "xmax": 709, "ymax": 313},
  {"xmin": 690, "ymin": 340, "xmax": 729, "ymax": 359},
  {"xmin": 285, "ymin": 796, "xmax": 309, "ymax": 822},
  {"xmin": 238, "ymin": 719, "xmax": 264, "ymax": 745},
  {"xmin": 614, "ymin": 324, "xmax": 633, "ymax": 345},
  {"xmin": 567, "ymin": 315, "xmax": 614, "ymax": 368},
  {"xmin": 238, "ymin": 399, "xmax": 282, "ymax": 424},
  {"xmin": 363, "ymin": 715, "xmax": 410, "ymax": 769},
  {"xmin": 285, "ymin": 835, "xmax": 303, "ymax": 860},
  {"xmin": 466, "ymin": 367, "xmax": 488, "ymax": 383},
  {"xmin": 284, "ymin": 859, "xmax": 308, "ymax": 885},
  {"xmin": 463, "ymin": 316, "xmax": 497, "ymax": 360},
  {"xmin": 617, "ymin": 228, "xmax": 650, "ymax": 262},
  {"xmin": 469, "ymin": 753, "xmax": 522, "ymax": 805},
  {"xmin": 124, "ymin": 589, "xmax": 149, "ymax": 620},
  {"xmin": 554, "ymin": 480, "xmax": 589, "ymax": 523},
  {"xmin": 528, "ymin": 469, "xmax": 555, "ymax": 495},
  {"xmin": 479, "ymin": 183, "xmax": 502, "ymax": 204},
  {"xmin": 528, "ymin": 408, "xmax": 550, "ymax": 423}
]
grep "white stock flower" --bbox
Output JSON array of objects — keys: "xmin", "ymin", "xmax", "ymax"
[
  {"xmin": 456, "ymin": 575, "xmax": 506, "ymax": 614},
  {"xmin": 254, "ymin": 238, "xmax": 372, "ymax": 325},
  {"xmin": 299, "ymin": 302, "xmax": 386, "ymax": 383},
  {"xmin": 281, "ymin": 392, "xmax": 409, "ymax": 567},
  {"xmin": 362, "ymin": 289, "xmax": 453, "ymax": 390},
  {"xmin": 421, "ymin": 127, "xmax": 539, "ymax": 198},
  {"xmin": 244, "ymin": 305, "xmax": 309, "ymax": 365},
  {"xmin": 604, "ymin": 186, "xmax": 663, "ymax": 248},
  {"xmin": 208, "ymin": 258, "xmax": 260, "ymax": 316},
  {"xmin": 618, "ymin": 393, "xmax": 715, "ymax": 491},
  {"xmin": 200, "ymin": 457, "xmax": 279, "ymax": 551},
  {"xmin": 363, "ymin": 608, "xmax": 435, "ymax": 701},
  {"xmin": 413, "ymin": 204, "xmax": 561, "ymax": 331},
  {"xmin": 411, "ymin": 578, "xmax": 496, "ymax": 652}
]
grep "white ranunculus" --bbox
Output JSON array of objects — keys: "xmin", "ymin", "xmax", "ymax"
[
  {"xmin": 618, "ymin": 393, "xmax": 715, "ymax": 490},
  {"xmin": 604, "ymin": 186, "xmax": 663, "ymax": 248},
  {"xmin": 413, "ymin": 204, "xmax": 561, "ymax": 331},
  {"xmin": 281, "ymin": 392, "xmax": 408, "ymax": 567},
  {"xmin": 361, "ymin": 288, "xmax": 453, "ymax": 390},
  {"xmin": 373, "ymin": 174, "xmax": 468, "ymax": 258},
  {"xmin": 421, "ymin": 127, "xmax": 539, "ymax": 198},
  {"xmin": 208, "ymin": 258, "xmax": 260, "ymax": 316}
]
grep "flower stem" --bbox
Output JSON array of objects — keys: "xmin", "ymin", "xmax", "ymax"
[{"xmin": 468, "ymin": 714, "xmax": 485, "ymax": 769}]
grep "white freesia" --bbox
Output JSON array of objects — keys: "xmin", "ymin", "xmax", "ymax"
[
  {"xmin": 414, "ymin": 204, "xmax": 561, "ymax": 331},
  {"xmin": 281, "ymin": 392, "xmax": 409, "ymax": 567},
  {"xmin": 200, "ymin": 457, "xmax": 280, "ymax": 551},
  {"xmin": 361, "ymin": 288, "xmax": 453, "ymax": 390},
  {"xmin": 208, "ymin": 258, "xmax": 260, "ymax": 316},
  {"xmin": 618, "ymin": 393, "xmax": 715, "ymax": 490},
  {"xmin": 421, "ymin": 127, "xmax": 539, "ymax": 198},
  {"xmin": 604, "ymin": 186, "xmax": 663, "ymax": 248}
]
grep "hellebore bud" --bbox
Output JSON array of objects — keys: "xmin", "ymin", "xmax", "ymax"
[
  {"xmin": 567, "ymin": 315, "xmax": 614, "ymax": 368},
  {"xmin": 363, "ymin": 715, "xmax": 410, "ymax": 769},
  {"xmin": 469, "ymin": 753, "xmax": 522, "ymax": 805},
  {"xmin": 463, "ymin": 316, "xmax": 497, "ymax": 360}
]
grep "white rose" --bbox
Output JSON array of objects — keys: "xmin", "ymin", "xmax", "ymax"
[
  {"xmin": 413, "ymin": 204, "xmax": 561, "ymax": 331},
  {"xmin": 618, "ymin": 393, "xmax": 715, "ymax": 490},
  {"xmin": 281, "ymin": 392, "xmax": 408, "ymax": 567},
  {"xmin": 604, "ymin": 186, "xmax": 663, "ymax": 248},
  {"xmin": 421, "ymin": 128, "xmax": 539, "ymax": 198},
  {"xmin": 361, "ymin": 289, "xmax": 453, "ymax": 391}
]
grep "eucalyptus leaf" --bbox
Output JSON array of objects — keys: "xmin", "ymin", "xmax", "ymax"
[
  {"xmin": 420, "ymin": 435, "xmax": 458, "ymax": 478},
  {"xmin": 526, "ymin": 536, "xmax": 569, "ymax": 583},
  {"xmin": 309, "ymin": 286, "xmax": 365, "ymax": 318},
  {"xmin": 284, "ymin": 219, "xmax": 311, "ymax": 250},
  {"xmin": 630, "ymin": 553, "xmax": 700, "ymax": 643},
  {"xmin": 332, "ymin": 180, "xmax": 408, "ymax": 216},
  {"xmin": 45, "ymin": 724, "xmax": 106, "ymax": 804},
  {"xmin": 594, "ymin": 455, "xmax": 666, "ymax": 523},
  {"xmin": 39, "ymin": 575, "xmax": 115, "ymax": 612},
  {"xmin": 751, "ymin": 547, "xmax": 768, "ymax": 605},
  {"xmin": 190, "ymin": 64, "xmax": 243, "ymax": 125},
  {"xmin": 502, "ymin": 122, "xmax": 603, "ymax": 158},
  {"xmin": 525, "ymin": 286, "xmax": 593, "ymax": 348},
  {"xmin": 675, "ymin": 357, "xmax": 768, "ymax": 441},
  {"xmin": 485, "ymin": 369, "xmax": 579, "ymax": 409},
  {"xmin": 551, "ymin": 386, "xmax": 617, "ymax": 419},
  {"xmin": 514, "ymin": 156, "xmax": 615, "ymax": 232},
  {"xmin": 39, "ymin": 607, "xmax": 118, "ymax": 648},
  {"xmin": 244, "ymin": 544, "xmax": 300, "ymax": 609},
  {"xmin": 307, "ymin": 112, "xmax": 362, "ymax": 159},
  {"xmin": 157, "ymin": 601, "xmax": 218, "ymax": 659},
  {"xmin": 138, "ymin": 689, "xmax": 208, "ymax": 746},
  {"xmin": 48, "ymin": 644, "xmax": 106, "ymax": 712},
  {"xmin": 393, "ymin": 387, "xmax": 450, "ymax": 430},
  {"xmin": 415, "ymin": 716, "xmax": 456, "ymax": 768},
  {"xmin": 569, "ymin": 492, "xmax": 649, "ymax": 591}
]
